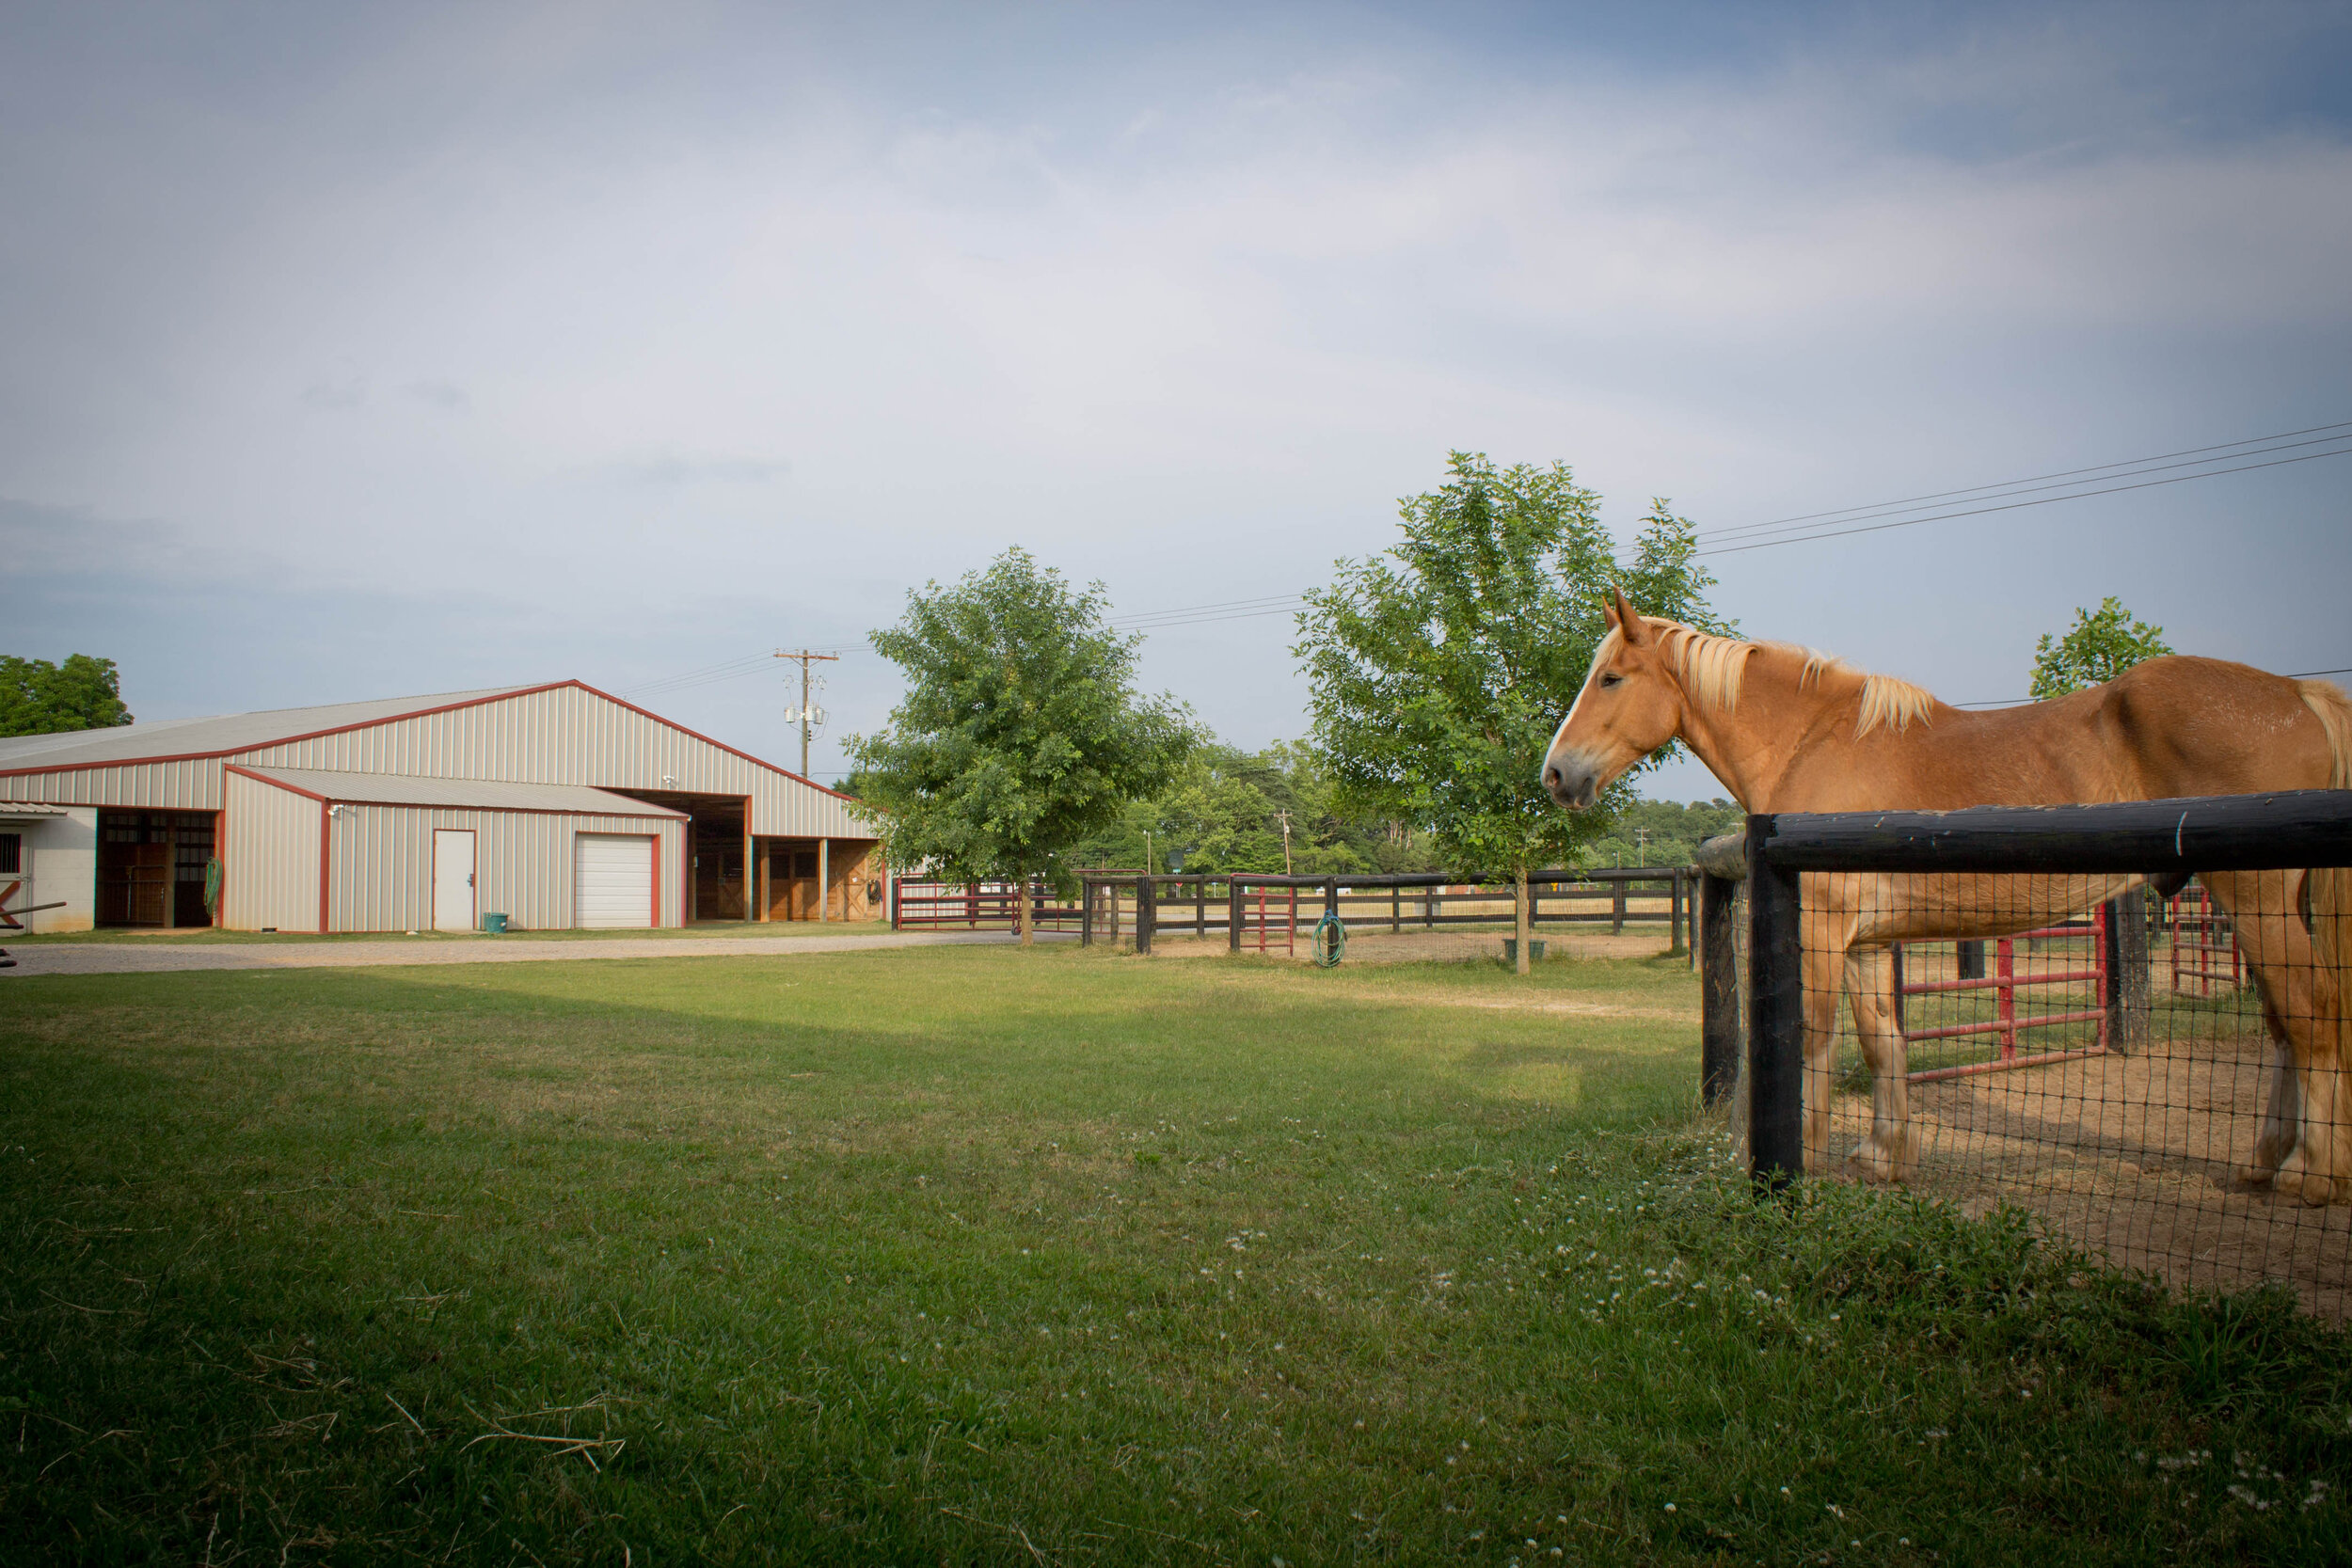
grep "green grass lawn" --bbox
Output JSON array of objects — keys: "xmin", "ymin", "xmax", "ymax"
[{"xmin": 3, "ymin": 946, "xmax": 2347, "ymax": 1565}]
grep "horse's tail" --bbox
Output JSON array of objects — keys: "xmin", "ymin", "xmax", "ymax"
[
  {"xmin": 2304, "ymin": 683, "xmax": 2352, "ymax": 1152},
  {"xmin": 2298, "ymin": 677, "xmax": 2352, "ymax": 789}
]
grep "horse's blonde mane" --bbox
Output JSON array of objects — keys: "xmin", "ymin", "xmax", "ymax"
[{"xmin": 1592, "ymin": 619, "xmax": 1937, "ymax": 737}]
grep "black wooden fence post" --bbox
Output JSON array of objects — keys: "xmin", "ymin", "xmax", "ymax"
[
  {"xmin": 1325, "ymin": 876, "xmax": 1339, "ymax": 926},
  {"xmin": 1699, "ymin": 871, "xmax": 1740, "ymax": 1107},
  {"xmin": 1957, "ymin": 940, "xmax": 1985, "ymax": 979},
  {"xmin": 1745, "ymin": 816, "xmax": 1804, "ymax": 1190},
  {"xmin": 1135, "ymin": 876, "xmax": 1155, "ymax": 955},
  {"xmin": 1611, "ymin": 879, "xmax": 1626, "ymax": 935},
  {"xmin": 1228, "ymin": 878, "xmax": 1243, "ymax": 952},
  {"xmin": 1081, "ymin": 878, "xmax": 1093, "ymax": 946}
]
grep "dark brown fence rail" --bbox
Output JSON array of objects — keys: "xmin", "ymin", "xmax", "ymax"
[
  {"xmin": 1074, "ymin": 868, "xmax": 1692, "ymax": 954},
  {"xmin": 889, "ymin": 879, "xmax": 1083, "ymax": 932}
]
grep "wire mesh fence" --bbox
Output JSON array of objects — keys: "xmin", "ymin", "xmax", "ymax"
[{"xmin": 1706, "ymin": 792, "xmax": 2352, "ymax": 1315}]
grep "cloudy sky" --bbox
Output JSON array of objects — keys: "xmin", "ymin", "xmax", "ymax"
[{"xmin": 8, "ymin": 1, "xmax": 2350, "ymax": 800}]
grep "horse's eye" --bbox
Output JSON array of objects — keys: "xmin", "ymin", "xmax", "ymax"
[{"xmin": 1600, "ymin": 673, "xmax": 1625, "ymax": 689}]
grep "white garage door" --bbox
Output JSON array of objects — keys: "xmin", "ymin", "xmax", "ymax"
[{"xmin": 574, "ymin": 833, "xmax": 654, "ymax": 928}]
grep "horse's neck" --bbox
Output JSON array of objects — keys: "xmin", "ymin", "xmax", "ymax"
[{"xmin": 1677, "ymin": 649, "xmax": 1855, "ymax": 812}]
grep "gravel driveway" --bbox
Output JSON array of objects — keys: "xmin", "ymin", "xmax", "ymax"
[{"xmin": 0, "ymin": 930, "xmax": 1066, "ymax": 977}]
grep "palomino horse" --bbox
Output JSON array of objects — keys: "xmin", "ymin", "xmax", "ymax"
[{"xmin": 1540, "ymin": 589, "xmax": 2352, "ymax": 1202}]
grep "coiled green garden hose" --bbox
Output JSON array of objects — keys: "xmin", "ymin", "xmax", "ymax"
[{"xmin": 1311, "ymin": 911, "xmax": 1347, "ymax": 968}]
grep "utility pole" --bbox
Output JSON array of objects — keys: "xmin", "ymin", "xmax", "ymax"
[
  {"xmin": 1277, "ymin": 809, "xmax": 1293, "ymax": 875},
  {"xmin": 1635, "ymin": 827, "xmax": 1648, "ymax": 867},
  {"xmin": 773, "ymin": 650, "xmax": 840, "ymax": 778}
]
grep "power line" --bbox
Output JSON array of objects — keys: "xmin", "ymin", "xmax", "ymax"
[
  {"xmin": 1694, "ymin": 418, "xmax": 2352, "ymax": 546},
  {"xmin": 1101, "ymin": 417, "xmax": 2352, "ymax": 621},
  {"xmin": 1694, "ymin": 430, "xmax": 2352, "ymax": 551},
  {"xmin": 612, "ymin": 418, "xmax": 2352, "ymax": 689},
  {"xmin": 620, "ymin": 644, "xmax": 863, "ymax": 701},
  {"xmin": 1111, "ymin": 591, "xmax": 1309, "ymax": 626},
  {"xmin": 1695, "ymin": 440, "xmax": 2352, "ymax": 558}
]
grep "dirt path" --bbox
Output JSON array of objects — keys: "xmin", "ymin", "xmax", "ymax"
[{"xmin": 0, "ymin": 930, "xmax": 1063, "ymax": 976}]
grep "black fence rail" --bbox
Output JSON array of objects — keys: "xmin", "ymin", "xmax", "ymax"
[
  {"xmin": 1076, "ymin": 868, "xmax": 1693, "ymax": 954},
  {"xmin": 1711, "ymin": 790, "xmax": 2352, "ymax": 1313},
  {"xmin": 889, "ymin": 879, "xmax": 1083, "ymax": 932}
]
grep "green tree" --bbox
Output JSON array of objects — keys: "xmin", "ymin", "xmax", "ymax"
[
  {"xmin": 845, "ymin": 548, "xmax": 1198, "ymax": 943},
  {"xmin": 1584, "ymin": 798, "xmax": 1743, "ymax": 870},
  {"xmin": 1070, "ymin": 738, "xmax": 1442, "ymax": 876},
  {"xmin": 1296, "ymin": 451, "xmax": 1724, "ymax": 973},
  {"xmin": 2029, "ymin": 596, "xmax": 2175, "ymax": 700},
  {"xmin": 0, "ymin": 654, "xmax": 133, "ymax": 736}
]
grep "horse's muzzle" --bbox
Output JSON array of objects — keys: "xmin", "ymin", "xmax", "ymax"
[{"xmin": 1543, "ymin": 754, "xmax": 1601, "ymax": 810}]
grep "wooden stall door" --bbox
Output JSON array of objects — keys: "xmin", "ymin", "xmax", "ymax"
[{"xmin": 763, "ymin": 847, "xmax": 820, "ymax": 921}]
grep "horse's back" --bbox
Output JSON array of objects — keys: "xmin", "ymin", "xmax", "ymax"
[
  {"xmin": 2090, "ymin": 656, "xmax": 2341, "ymax": 797},
  {"xmin": 1772, "ymin": 656, "xmax": 2339, "ymax": 811}
]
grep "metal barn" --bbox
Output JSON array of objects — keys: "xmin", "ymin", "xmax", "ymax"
[{"xmin": 0, "ymin": 682, "xmax": 881, "ymax": 934}]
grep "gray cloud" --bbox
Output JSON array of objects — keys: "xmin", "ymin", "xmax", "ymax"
[
  {"xmin": 299, "ymin": 376, "xmax": 365, "ymax": 410},
  {"xmin": 405, "ymin": 379, "xmax": 469, "ymax": 411},
  {"xmin": 606, "ymin": 455, "xmax": 793, "ymax": 488}
]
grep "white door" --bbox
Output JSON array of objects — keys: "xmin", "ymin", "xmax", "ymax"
[
  {"xmin": 575, "ymin": 833, "xmax": 653, "ymax": 928},
  {"xmin": 432, "ymin": 830, "xmax": 476, "ymax": 932}
]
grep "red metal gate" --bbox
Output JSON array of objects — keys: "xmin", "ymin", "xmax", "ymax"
[{"xmin": 1901, "ymin": 919, "xmax": 2109, "ymax": 1084}]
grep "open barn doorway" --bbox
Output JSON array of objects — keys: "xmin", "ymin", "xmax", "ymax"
[
  {"xmin": 600, "ymin": 790, "xmax": 749, "ymax": 921},
  {"xmin": 96, "ymin": 810, "xmax": 216, "ymax": 927}
]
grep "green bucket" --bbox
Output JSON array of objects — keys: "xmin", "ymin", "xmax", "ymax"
[
  {"xmin": 481, "ymin": 912, "xmax": 509, "ymax": 934},
  {"xmin": 1502, "ymin": 937, "xmax": 1545, "ymax": 963}
]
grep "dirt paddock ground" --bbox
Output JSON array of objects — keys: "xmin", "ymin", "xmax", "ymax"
[{"xmin": 1829, "ymin": 1022, "xmax": 2352, "ymax": 1317}]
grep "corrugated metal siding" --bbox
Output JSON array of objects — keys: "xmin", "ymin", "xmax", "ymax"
[
  {"xmin": 325, "ymin": 802, "xmax": 686, "ymax": 932},
  {"xmin": 0, "ymin": 758, "xmax": 222, "ymax": 810},
  {"xmin": 240, "ymin": 684, "xmax": 874, "ymax": 839},
  {"xmin": 223, "ymin": 770, "xmax": 322, "ymax": 931}
]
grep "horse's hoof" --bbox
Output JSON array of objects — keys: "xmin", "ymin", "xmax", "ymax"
[
  {"xmin": 2293, "ymin": 1173, "xmax": 2347, "ymax": 1207},
  {"xmin": 1840, "ymin": 1148, "xmax": 1901, "ymax": 1185},
  {"xmin": 2271, "ymin": 1155, "xmax": 2347, "ymax": 1206},
  {"xmin": 2238, "ymin": 1164, "xmax": 2280, "ymax": 1190}
]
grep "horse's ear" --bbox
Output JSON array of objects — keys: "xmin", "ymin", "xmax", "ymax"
[{"xmin": 1611, "ymin": 586, "xmax": 1650, "ymax": 647}]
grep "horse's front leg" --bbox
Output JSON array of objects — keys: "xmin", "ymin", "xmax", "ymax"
[
  {"xmin": 1842, "ymin": 947, "xmax": 1917, "ymax": 1182},
  {"xmin": 1801, "ymin": 941, "xmax": 1846, "ymax": 1175}
]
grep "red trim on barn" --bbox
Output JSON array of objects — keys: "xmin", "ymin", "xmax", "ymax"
[
  {"xmin": 564, "ymin": 683, "xmax": 857, "ymax": 801},
  {"xmin": 228, "ymin": 763, "xmax": 332, "ymax": 803},
  {"xmin": 318, "ymin": 800, "xmax": 331, "ymax": 934},
  {"xmin": 1, "ymin": 684, "xmax": 578, "ymax": 780}
]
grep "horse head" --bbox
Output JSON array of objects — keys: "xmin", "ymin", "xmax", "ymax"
[{"xmin": 1541, "ymin": 587, "xmax": 1684, "ymax": 809}]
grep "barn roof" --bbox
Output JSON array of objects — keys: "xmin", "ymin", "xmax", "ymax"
[
  {"xmin": 0, "ymin": 686, "xmax": 533, "ymax": 771},
  {"xmin": 227, "ymin": 766, "xmax": 691, "ymax": 818}
]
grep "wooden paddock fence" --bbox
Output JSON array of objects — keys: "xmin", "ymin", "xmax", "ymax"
[{"xmin": 1071, "ymin": 868, "xmax": 1693, "ymax": 955}]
